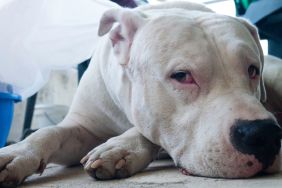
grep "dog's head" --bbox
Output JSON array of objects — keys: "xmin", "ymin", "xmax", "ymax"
[{"xmin": 98, "ymin": 4, "xmax": 281, "ymax": 178}]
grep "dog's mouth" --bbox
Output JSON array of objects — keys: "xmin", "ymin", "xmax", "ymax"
[
  {"xmin": 175, "ymin": 153, "xmax": 272, "ymax": 178},
  {"xmin": 177, "ymin": 157, "xmax": 281, "ymax": 179},
  {"xmin": 179, "ymin": 168, "xmax": 191, "ymax": 176},
  {"xmin": 173, "ymin": 120, "xmax": 281, "ymax": 179}
]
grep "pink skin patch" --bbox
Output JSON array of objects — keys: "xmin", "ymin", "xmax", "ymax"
[
  {"xmin": 170, "ymin": 71, "xmax": 199, "ymax": 91},
  {"xmin": 172, "ymin": 71, "xmax": 195, "ymax": 84},
  {"xmin": 179, "ymin": 74, "xmax": 195, "ymax": 84},
  {"xmin": 248, "ymin": 65, "xmax": 259, "ymax": 80},
  {"xmin": 179, "ymin": 168, "xmax": 191, "ymax": 176}
]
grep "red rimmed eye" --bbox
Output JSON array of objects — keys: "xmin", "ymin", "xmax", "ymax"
[
  {"xmin": 170, "ymin": 71, "xmax": 195, "ymax": 84},
  {"xmin": 248, "ymin": 65, "xmax": 259, "ymax": 79}
]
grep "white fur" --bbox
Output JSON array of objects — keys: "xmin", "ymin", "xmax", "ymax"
[{"xmin": 0, "ymin": 1, "xmax": 282, "ymax": 186}]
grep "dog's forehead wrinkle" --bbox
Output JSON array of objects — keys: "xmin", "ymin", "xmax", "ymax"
[
  {"xmin": 141, "ymin": 15, "xmax": 203, "ymax": 40},
  {"xmin": 209, "ymin": 19, "xmax": 260, "ymax": 64},
  {"xmin": 231, "ymin": 43, "xmax": 261, "ymax": 67},
  {"xmin": 195, "ymin": 20, "xmax": 261, "ymax": 91},
  {"xmin": 133, "ymin": 16, "xmax": 213, "ymax": 67},
  {"xmin": 131, "ymin": 13, "xmax": 261, "ymax": 110},
  {"xmin": 133, "ymin": 12, "xmax": 262, "ymax": 104}
]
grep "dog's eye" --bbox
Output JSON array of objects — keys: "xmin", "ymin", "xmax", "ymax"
[
  {"xmin": 170, "ymin": 71, "xmax": 195, "ymax": 84},
  {"xmin": 248, "ymin": 65, "xmax": 259, "ymax": 79}
]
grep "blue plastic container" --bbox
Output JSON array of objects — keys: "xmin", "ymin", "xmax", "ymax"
[{"xmin": 0, "ymin": 91, "xmax": 21, "ymax": 148}]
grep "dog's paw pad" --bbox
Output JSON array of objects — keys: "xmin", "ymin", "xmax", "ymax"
[
  {"xmin": 81, "ymin": 132, "xmax": 156, "ymax": 180},
  {"xmin": 94, "ymin": 167, "xmax": 113, "ymax": 180},
  {"xmin": 0, "ymin": 145, "xmax": 44, "ymax": 186},
  {"xmin": 89, "ymin": 158, "xmax": 130, "ymax": 179},
  {"xmin": 82, "ymin": 148, "xmax": 134, "ymax": 180}
]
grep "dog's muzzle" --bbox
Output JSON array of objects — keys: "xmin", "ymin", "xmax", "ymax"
[{"xmin": 230, "ymin": 119, "xmax": 282, "ymax": 169}]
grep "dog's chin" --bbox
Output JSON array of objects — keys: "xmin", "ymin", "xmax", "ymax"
[
  {"xmin": 176, "ymin": 152, "xmax": 281, "ymax": 179},
  {"xmin": 179, "ymin": 158, "xmax": 280, "ymax": 179},
  {"xmin": 178, "ymin": 165, "xmax": 262, "ymax": 179},
  {"xmin": 177, "ymin": 158, "xmax": 275, "ymax": 178}
]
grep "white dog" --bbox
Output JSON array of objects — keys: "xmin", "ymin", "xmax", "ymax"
[{"xmin": 1, "ymin": 1, "xmax": 282, "ymax": 187}]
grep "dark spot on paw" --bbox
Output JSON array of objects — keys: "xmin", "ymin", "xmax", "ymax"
[
  {"xmin": 95, "ymin": 168, "xmax": 113, "ymax": 180},
  {"xmin": 116, "ymin": 167, "xmax": 130, "ymax": 179},
  {"xmin": 246, "ymin": 161, "xmax": 253, "ymax": 167},
  {"xmin": 86, "ymin": 167, "xmax": 113, "ymax": 180},
  {"xmin": 0, "ymin": 181, "xmax": 19, "ymax": 188},
  {"xmin": 36, "ymin": 159, "xmax": 47, "ymax": 175}
]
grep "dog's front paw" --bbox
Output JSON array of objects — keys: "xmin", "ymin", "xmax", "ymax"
[
  {"xmin": 80, "ymin": 129, "xmax": 158, "ymax": 180},
  {"xmin": 81, "ymin": 146, "xmax": 135, "ymax": 180},
  {"xmin": 0, "ymin": 143, "xmax": 45, "ymax": 187}
]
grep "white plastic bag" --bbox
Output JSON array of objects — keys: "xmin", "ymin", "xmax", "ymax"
[{"xmin": 0, "ymin": 0, "xmax": 118, "ymax": 99}]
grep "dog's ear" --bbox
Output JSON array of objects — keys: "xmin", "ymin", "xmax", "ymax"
[
  {"xmin": 98, "ymin": 8, "xmax": 146, "ymax": 65},
  {"xmin": 237, "ymin": 18, "xmax": 266, "ymax": 102}
]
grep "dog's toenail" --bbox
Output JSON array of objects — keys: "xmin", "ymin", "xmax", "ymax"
[
  {"xmin": 91, "ymin": 159, "xmax": 103, "ymax": 169},
  {"xmin": 115, "ymin": 159, "xmax": 126, "ymax": 169},
  {"xmin": 80, "ymin": 156, "xmax": 88, "ymax": 165}
]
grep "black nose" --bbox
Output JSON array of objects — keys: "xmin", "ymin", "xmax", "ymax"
[{"xmin": 230, "ymin": 119, "xmax": 282, "ymax": 168}]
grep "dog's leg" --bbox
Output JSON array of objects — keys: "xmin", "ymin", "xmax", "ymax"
[
  {"xmin": 0, "ymin": 118, "xmax": 102, "ymax": 187},
  {"xmin": 81, "ymin": 127, "xmax": 160, "ymax": 180}
]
